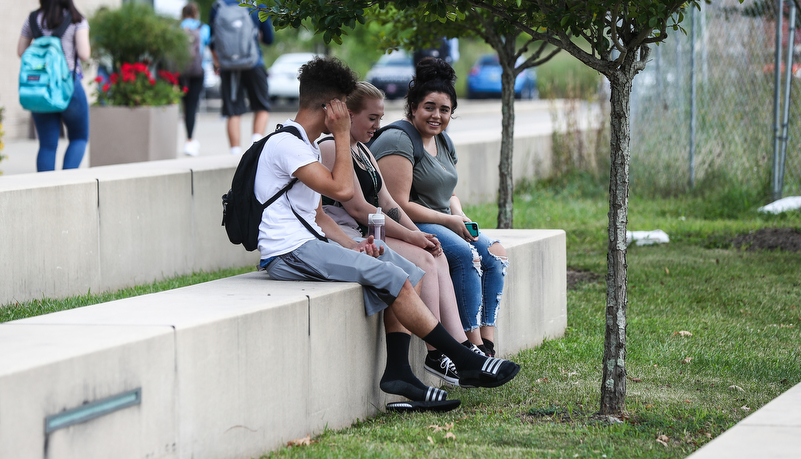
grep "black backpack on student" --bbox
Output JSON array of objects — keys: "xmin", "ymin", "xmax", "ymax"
[{"xmin": 222, "ymin": 125, "xmax": 326, "ymax": 252}]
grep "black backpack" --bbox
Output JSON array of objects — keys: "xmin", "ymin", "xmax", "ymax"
[{"xmin": 222, "ymin": 125, "xmax": 325, "ymax": 252}]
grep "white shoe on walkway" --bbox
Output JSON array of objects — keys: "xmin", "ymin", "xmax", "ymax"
[{"xmin": 184, "ymin": 139, "xmax": 200, "ymax": 157}]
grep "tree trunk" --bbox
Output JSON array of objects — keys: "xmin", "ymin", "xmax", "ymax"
[
  {"xmin": 497, "ymin": 66, "xmax": 516, "ymax": 229},
  {"xmin": 600, "ymin": 67, "xmax": 634, "ymax": 416}
]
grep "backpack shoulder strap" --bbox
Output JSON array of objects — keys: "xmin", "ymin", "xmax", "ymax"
[
  {"xmin": 372, "ymin": 120, "xmax": 425, "ymax": 166},
  {"xmin": 31, "ymin": 10, "xmax": 73, "ymax": 39},
  {"xmin": 258, "ymin": 125, "xmax": 327, "ymax": 242},
  {"xmin": 51, "ymin": 11, "xmax": 73, "ymax": 39},
  {"xmin": 438, "ymin": 130, "xmax": 455, "ymax": 159},
  {"xmin": 257, "ymin": 124, "xmax": 303, "ymax": 210},
  {"xmin": 28, "ymin": 11, "xmax": 43, "ymax": 39}
]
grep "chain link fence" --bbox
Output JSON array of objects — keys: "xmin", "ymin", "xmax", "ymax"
[{"xmin": 630, "ymin": 0, "xmax": 800, "ymax": 200}]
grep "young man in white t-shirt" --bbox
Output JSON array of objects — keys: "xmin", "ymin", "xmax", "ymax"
[{"xmin": 256, "ymin": 57, "xmax": 520, "ymax": 411}]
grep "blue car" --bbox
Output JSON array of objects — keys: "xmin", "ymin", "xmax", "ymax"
[{"xmin": 466, "ymin": 54, "xmax": 538, "ymax": 100}]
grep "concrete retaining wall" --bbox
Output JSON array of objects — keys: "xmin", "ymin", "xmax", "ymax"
[
  {"xmin": 0, "ymin": 229, "xmax": 566, "ymax": 459},
  {"xmin": 0, "ymin": 132, "xmax": 552, "ymax": 306}
]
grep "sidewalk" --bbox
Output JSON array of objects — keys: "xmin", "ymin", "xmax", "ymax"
[
  {"xmin": 0, "ymin": 101, "xmax": 298, "ymax": 176},
  {"xmin": 0, "ymin": 98, "xmax": 553, "ymax": 176},
  {"xmin": 687, "ymin": 381, "xmax": 801, "ymax": 458}
]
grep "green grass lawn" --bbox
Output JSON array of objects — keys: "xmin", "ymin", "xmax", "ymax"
[
  {"xmin": 3, "ymin": 176, "xmax": 799, "ymax": 459},
  {"xmin": 262, "ymin": 178, "xmax": 801, "ymax": 458}
]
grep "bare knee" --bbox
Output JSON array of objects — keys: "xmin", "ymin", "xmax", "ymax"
[{"xmin": 488, "ymin": 242, "xmax": 507, "ymax": 258}]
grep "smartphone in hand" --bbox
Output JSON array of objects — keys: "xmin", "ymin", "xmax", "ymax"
[{"xmin": 465, "ymin": 221, "xmax": 479, "ymax": 237}]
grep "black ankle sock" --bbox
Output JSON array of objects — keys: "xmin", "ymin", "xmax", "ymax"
[
  {"xmin": 422, "ymin": 324, "xmax": 485, "ymax": 371},
  {"xmin": 461, "ymin": 340, "xmax": 473, "ymax": 348},
  {"xmin": 380, "ymin": 333, "xmax": 442, "ymax": 401},
  {"xmin": 478, "ymin": 344, "xmax": 490, "ymax": 355},
  {"xmin": 484, "ymin": 339, "xmax": 495, "ymax": 354}
]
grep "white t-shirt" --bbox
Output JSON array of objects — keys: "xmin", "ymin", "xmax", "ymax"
[{"xmin": 255, "ymin": 120, "xmax": 326, "ymax": 259}]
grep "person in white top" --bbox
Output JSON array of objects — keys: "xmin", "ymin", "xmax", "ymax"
[{"xmin": 256, "ymin": 57, "xmax": 520, "ymax": 412}]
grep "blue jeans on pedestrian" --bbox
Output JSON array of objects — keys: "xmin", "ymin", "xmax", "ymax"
[
  {"xmin": 32, "ymin": 79, "xmax": 89, "ymax": 172},
  {"xmin": 417, "ymin": 223, "xmax": 508, "ymax": 331}
]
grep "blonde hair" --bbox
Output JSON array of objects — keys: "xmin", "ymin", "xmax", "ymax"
[{"xmin": 346, "ymin": 81, "xmax": 385, "ymax": 114}]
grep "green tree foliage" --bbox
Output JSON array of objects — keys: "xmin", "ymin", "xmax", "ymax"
[
  {"xmin": 90, "ymin": 2, "xmax": 190, "ymax": 72},
  {"xmin": 367, "ymin": 7, "xmax": 560, "ymax": 228}
]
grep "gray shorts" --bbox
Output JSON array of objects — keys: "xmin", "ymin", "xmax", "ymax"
[{"xmin": 265, "ymin": 239, "xmax": 425, "ymax": 316}]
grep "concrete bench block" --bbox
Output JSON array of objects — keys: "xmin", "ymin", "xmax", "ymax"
[
  {"xmin": 487, "ymin": 229, "xmax": 567, "ymax": 353},
  {"xmin": 3, "ymin": 229, "xmax": 566, "ymax": 459},
  {"xmin": 0, "ymin": 324, "xmax": 177, "ymax": 459},
  {"xmin": 95, "ymin": 168, "xmax": 193, "ymax": 290},
  {"xmin": 0, "ymin": 175, "xmax": 101, "ymax": 303},
  {"xmin": 188, "ymin": 164, "xmax": 261, "ymax": 272},
  {"xmin": 453, "ymin": 133, "xmax": 552, "ymax": 204}
]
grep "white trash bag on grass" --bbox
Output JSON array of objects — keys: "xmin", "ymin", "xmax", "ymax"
[{"xmin": 626, "ymin": 229, "xmax": 670, "ymax": 247}]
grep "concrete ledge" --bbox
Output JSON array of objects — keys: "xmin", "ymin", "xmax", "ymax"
[
  {"xmin": 0, "ymin": 132, "xmax": 553, "ymax": 306},
  {"xmin": 0, "ymin": 229, "xmax": 566, "ymax": 459},
  {"xmin": 0, "ymin": 156, "xmax": 257, "ymax": 306}
]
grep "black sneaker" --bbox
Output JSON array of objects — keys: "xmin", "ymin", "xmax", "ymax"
[{"xmin": 424, "ymin": 353, "xmax": 460, "ymax": 385}]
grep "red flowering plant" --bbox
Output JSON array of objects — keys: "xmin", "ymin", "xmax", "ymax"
[{"xmin": 94, "ymin": 62, "xmax": 187, "ymax": 107}]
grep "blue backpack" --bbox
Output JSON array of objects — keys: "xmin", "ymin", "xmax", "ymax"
[{"xmin": 19, "ymin": 11, "xmax": 76, "ymax": 113}]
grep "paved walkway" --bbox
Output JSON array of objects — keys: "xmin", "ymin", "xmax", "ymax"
[
  {"xmin": 0, "ymin": 100, "xmax": 296, "ymax": 176},
  {"xmin": 0, "ymin": 98, "xmax": 561, "ymax": 176},
  {"xmin": 687, "ymin": 382, "xmax": 801, "ymax": 458}
]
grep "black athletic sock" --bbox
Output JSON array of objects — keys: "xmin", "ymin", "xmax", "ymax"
[
  {"xmin": 422, "ymin": 324, "xmax": 485, "ymax": 371},
  {"xmin": 478, "ymin": 344, "xmax": 491, "ymax": 356},
  {"xmin": 380, "ymin": 333, "xmax": 446, "ymax": 401}
]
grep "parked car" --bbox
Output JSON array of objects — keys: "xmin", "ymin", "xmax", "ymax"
[
  {"xmin": 267, "ymin": 52, "xmax": 319, "ymax": 101},
  {"xmin": 466, "ymin": 54, "xmax": 538, "ymax": 100},
  {"xmin": 366, "ymin": 50, "xmax": 415, "ymax": 100}
]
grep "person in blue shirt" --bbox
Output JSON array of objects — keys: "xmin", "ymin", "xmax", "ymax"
[
  {"xmin": 179, "ymin": 2, "xmax": 210, "ymax": 156},
  {"xmin": 209, "ymin": 0, "xmax": 274, "ymax": 155}
]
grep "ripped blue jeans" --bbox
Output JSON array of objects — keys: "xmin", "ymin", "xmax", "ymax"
[{"xmin": 417, "ymin": 223, "xmax": 508, "ymax": 331}]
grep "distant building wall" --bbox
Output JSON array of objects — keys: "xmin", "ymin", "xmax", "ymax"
[{"xmin": 1, "ymin": 0, "xmax": 123, "ymax": 140}]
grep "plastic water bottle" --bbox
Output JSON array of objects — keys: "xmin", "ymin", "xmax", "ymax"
[{"xmin": 367, "ymin": 207, "xmax": 385, "ymax": 241}]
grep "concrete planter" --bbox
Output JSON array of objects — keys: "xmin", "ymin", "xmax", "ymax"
[{"xmin": 89, "ymin": 105, "xmax": 179, "ymax": 167}]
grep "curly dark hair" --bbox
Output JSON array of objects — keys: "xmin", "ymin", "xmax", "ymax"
[
  {"xmin": 404, "ymin": 57, "xmax": 458, "ymax": 120},
  {"xmin": 298, "ymin": 57, "xmax": 359, "ymax": 109}
]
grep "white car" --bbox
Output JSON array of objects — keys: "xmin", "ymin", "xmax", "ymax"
[{"xmin": 267, "ymin": 53, "xmax": 319, "ymax": 101}]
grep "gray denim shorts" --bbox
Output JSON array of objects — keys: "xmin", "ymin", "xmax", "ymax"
[{"xmin": 265, "ymin": 238, "xmax": 425, "ymax": 316}]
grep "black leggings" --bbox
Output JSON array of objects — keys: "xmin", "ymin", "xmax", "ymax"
[{"xmin": 181, "ymin": 76, "xmax": 204, "ymax": 139}]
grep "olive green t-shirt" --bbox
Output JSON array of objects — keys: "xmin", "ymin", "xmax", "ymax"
[{"xmin": 371, "ymin": 128, "xmax": 458, "ymax": 215}]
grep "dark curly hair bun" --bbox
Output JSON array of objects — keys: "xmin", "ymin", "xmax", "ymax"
[
  {"xmin": 405, "ymin": 57, "xmax": 458, "ymax": 119},
  {"xmin": 415, "ymin": 57, "xmax": 456, "ymax": 85}
]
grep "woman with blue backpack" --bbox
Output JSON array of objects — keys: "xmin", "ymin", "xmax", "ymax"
[{"xmin": 17, "ymin": 0, "xmax": 90, "ymax": 172}]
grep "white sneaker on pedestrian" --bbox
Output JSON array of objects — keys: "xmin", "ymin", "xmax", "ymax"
[
  {"xmin": 183, "ymin": 139, "xmax": 200, "ymax": 156},
  {"xmin": 230, "ymin": 146, "xmax": 242, "ymax": 156},
  {"xmin": 251, "ymin": 133, "xmax": 263, "ymax": 143}
]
